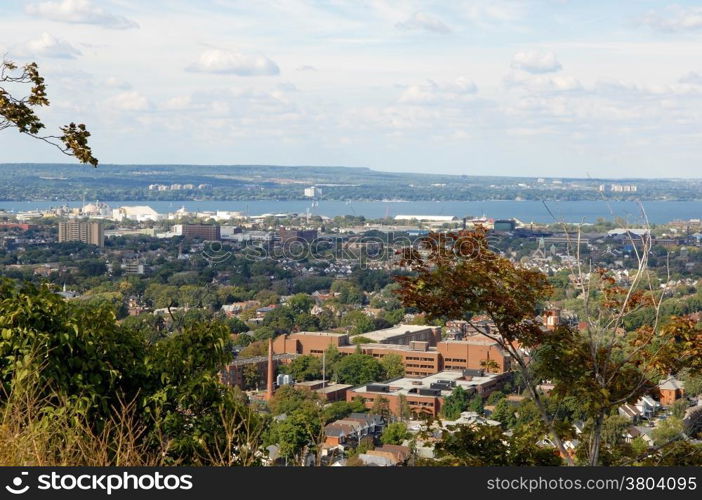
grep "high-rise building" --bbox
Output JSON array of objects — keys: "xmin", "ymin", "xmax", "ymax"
[
  {"xmin": 58, "ymin": 220, "xmax": 104, "ymax": 247},
  {"xmin": 181, "ymin": 224, "xmax": 221, "ymax": 240}
]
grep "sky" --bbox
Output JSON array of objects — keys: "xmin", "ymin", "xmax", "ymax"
[{"xmin": 2, "ymin": 0, "xmax": 702, "ymax": 178}]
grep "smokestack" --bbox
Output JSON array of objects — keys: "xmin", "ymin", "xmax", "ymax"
[{"xmin": 266, "ymin": 337, "xmax": 274, "ymax": 400}]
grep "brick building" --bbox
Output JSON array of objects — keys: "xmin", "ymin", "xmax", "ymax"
[
  {"xmin": 273, "ymin": 331, "xmax": 349, "ymax": 356},
  {"xmin": 58, "ymin": 220, "xmax": 104, "ymax": 247},
  {"xmin": 0, "ymin": 223, "xmax": 34, "ymax": 231},
  {"xmin": 294, "ymin": 380, "xmax": 353, "ymax": 402},
  {"xmin": 437, "ymin": 338, "xmax": 511, "ymax": 373},
  {"xmin": 658, "ymin": 376, "xmax": 685, "ymax": 406},
  {"xmin": 272, "ymin": 326, "xmax": 510, "ymax": 376},
  {"xmin": 182, "ymin": 224, "xmax": 220, "ymax": 240},
  {"xmin": 220, "ymin": 353, "xmax": 296, "ymax": 389},
  {"xmin": 347, "ymin": 371, "xmax": 511, "ymax": 418},
  {"xmin": 338, "ymin": 342, "xmax": 441, "ymax": 377}
]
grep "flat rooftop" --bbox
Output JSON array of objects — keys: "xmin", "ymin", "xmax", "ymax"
[
  {"xmin": 440, "ymin": 337, "xmax": 500, "ymax": 346},
  {"xmin": 352, "ymin": 370, "xmax": 505, "ymax": 398},
  {"xmin": 293, "ymin": 331, "xmax": 347, "ymax": 337},
  {"xmin": 340, "ymin": 342, "xmax": 438, "ymax": 353},
  {"xmin": 362, "ymin": 324, "xmax": 433, "ymax": 342},
  {"xmin": 317, "ymin": 383, "xmax": 354, "ymax": 394},
  {"xmin": 294, "ymin": 380, "xmax": 353, "ymax": 393}
]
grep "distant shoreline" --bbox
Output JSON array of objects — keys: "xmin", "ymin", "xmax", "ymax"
[{"xmin": 2, "ymin": 199, "xmax": 702, "ymax": 224}]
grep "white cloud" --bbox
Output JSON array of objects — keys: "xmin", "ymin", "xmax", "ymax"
[
  {"xmin": 463, "ymin": 1, "xmax": 524, "ymax": 21},
  {"xmin": 395, "ymin": 12, "xmax": 451, "ymax": 34},
  {"xmin": 679, "ymin": 72, "xmax": 702, "ymax": 85},
  {"xmin": 26, "ymin": 0, "xmax": 138, "ymax": 30},
  {"xmin": 399, "ymin": 77, "xmax": 478, "ymax": 105},
  {"xmin": 163, "ymin": 95, "xmax": 192, "ymax": 110},
  {"xmin": 511, "ymin": 50, "xmax": 562, "ymax": 74},
  {"xmin": 296, "ymin": 65, "xmax": 317, "ymax": 72},
  {"xmin": 640, "ymin": 6, "xmax": 702, "ymax": 33},
  {"xmin": 12, "ymin": 32, "xmax": 81, "ymax": 59},
  {"xmin": 106, "ymin": 91, "xmax": 151, "ymax": 111},
  {"xmin": 505, "ymin": 71, "xmax": 581, "ymax": 93},
  {"xmin": 187, "ymin": 49, "xmax": 280, "ymax": 76},
  {"xmin": 104, "ymin": 76, "xmax": 132, "ymax": 90}
]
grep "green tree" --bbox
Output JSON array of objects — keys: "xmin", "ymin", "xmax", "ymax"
[
  {"xmin": 651, "ymin": 417, "xmax": 685, "ymax": 446},
  {"xmin": 0, "ymin": 281, "xmax": 144, "ymax": 419},
  {"xmin": 322, "ymin": 401, "xmax": 357, "ymax": 423},
  {"xmin": 441, "ymin": 386, "xmax": 470, "ymax": 420},
  {"xmin": 331, "ymin": 281, "xmax": 364, "ymax": 305},
  {"xmin": 467, "ymin": 395, "xmax": 484, "ymax": 414},
  {"xmin": 282, "ymin": 355, "xmax": 322, "ymax": 382},
  {"xmin": 268, "ymin": 385, "xmax": 318, "ymax": 416},
  {"xmin": 398, "ymin": 394, "xmax": 411, "ymax": 422},
  {"xmin": 680, "ymin": 372, "xmax": 702, "ymax": 397},
  {"xmin": 370, "ymin": 395, "xmax": 391, "ymax": 420},
  {"xmin": 226, "ymin": 316, "xmax": 249, "ymax": 334},
  {"xmin": 491, "ymin": 399, "xmax": 516, "ymax": 427},
  {"xmin": 262, "ymin": 307, "xmax": 295, "ymax": 334},
  {"xmin": 332, "ymin": 353, "xmax": 384, "ymax": 386},
  {"xmin": 254, "ymin": 289, "xmax": 279, "ymax": 306},
  {"xmin": 486, "ymin": 391, "xmax": 505, "ymax": 406},
  {"xmin": 242, "ymin": 363, "xmax": 261, "ymax": 390},
  {"xmin": 601, "ymin": 415, "xmax": 631, "ymax": 448},
  {"xmin": 287, "ymin": 293, "xmax": 314, "ymax": 315},
  {"xmin": 380, "ymin": 354, "xmax": 405, "ymax": 379},
  {"xmin": 341, "ymin": 310, "xmax": 375, "ymax": 335},
  {"xmin": 238, "ymin": 340, "xmax": 268, "ymax": 359},
  {"xmin": 268, "ymin": 397, "xmax": 326, "ymax": 466},
  {"xmin": 323, "ymin": 344, "xmax": 342, "ymax": 381},
  {"xmin": 671, "ymin": 398, "xmax": 689, "ymax": 419},
  {"xmin": 426, "ymin": 424, "xmax": 561, "ymax": 466},
  {"xmin": 381, "ymin": 422, "xmax": 409, "ymax": 445}
]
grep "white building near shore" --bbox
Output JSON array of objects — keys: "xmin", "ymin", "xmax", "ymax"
[
  {"xmin": 394, "ymin": 215, "xmax": 458, "ymax": 223},
  {"xmin": 111, "ymin": 205, "xmax": 161, "ymax": 222}
]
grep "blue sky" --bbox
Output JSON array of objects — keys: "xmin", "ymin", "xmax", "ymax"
[{"xmin": 2, "ymin": 0, "xmax": 702, "ymax": 178}]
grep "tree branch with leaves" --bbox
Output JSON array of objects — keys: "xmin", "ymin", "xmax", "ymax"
[{"xmin": 1, "ymin": 59, "xmax": 97, "ymax": 166}]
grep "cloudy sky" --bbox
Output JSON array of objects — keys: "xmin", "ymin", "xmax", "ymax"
[{"xmin": 2, "ymin": 0, "xmax": 702, "ymax": 178}]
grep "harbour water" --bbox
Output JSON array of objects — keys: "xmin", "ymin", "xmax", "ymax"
[{"xmin": 1, "ymin": 199, "xmax": 702, "ymax": 224}]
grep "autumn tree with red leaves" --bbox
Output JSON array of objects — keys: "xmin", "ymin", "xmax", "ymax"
[
  {"xmin": 394, "ymin": 227, "xmax": 702, "ymax": 466},
  {"xmin": 394, "ymin": 227, "xmax": 574, "ymax": 464}
]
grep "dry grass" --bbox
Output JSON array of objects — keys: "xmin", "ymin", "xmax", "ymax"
[
  {"xmin": 0, "ymin": 383, "xmax": 164, "ymax": 466},
  {"xmin": 0, "ymin": 384, "xmax": 267, "ymax": 466}
]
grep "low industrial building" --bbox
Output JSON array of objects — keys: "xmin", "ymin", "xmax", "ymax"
[
  {"xmin": 294, "ymin": 380, "xmax": 353, "ymax": 402},
  {"xmin": 273, "ymin": 331, "xmax": 350, "ymax": 356},
  {"xmin": 346, "ymin": 370, "xmax": 511, "ymax": 418}
]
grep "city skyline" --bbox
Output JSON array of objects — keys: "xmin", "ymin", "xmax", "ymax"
[{"xmin": 3, "ymin": 1, "xmax": 702, "ymax": 178}]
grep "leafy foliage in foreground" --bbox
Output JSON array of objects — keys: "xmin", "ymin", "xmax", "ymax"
[{"xmin": 0, "ymin": 279, "xmax": 265, "ymax": 465}]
